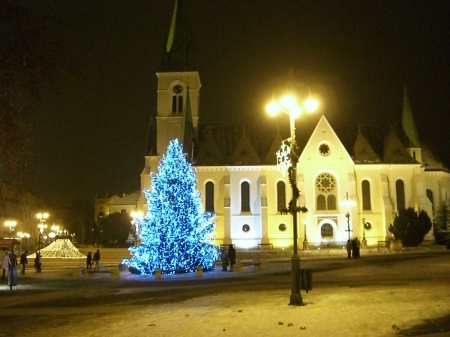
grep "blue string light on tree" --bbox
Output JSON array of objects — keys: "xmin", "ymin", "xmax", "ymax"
[{"xmin": 124, "ymin": 139, "xmax": 219, "ymax": 275}]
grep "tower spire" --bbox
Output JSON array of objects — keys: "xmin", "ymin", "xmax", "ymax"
[
  {"xmin": 401, "ymin": 85, "xmax": 420, "ymax": 147},
  {"xmin": 160, "ymin": 0, "xmax": 195, "ymax": 71}
]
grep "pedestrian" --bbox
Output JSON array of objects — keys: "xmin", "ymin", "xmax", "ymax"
[
  {"xmin": 8, "ymin": 250, "xmax": 18, "ymax": 290},
  {"xmin": 221, "ymin": 247, "xmax": 229, "ymax": 271},
  {"xmin": 93, "ymin": 249, "xmax": 100, "ymax": 270},
  {"xmin": 86, "ymin": 251, "xmax": 93, "ymax": 269},
  {"xmin": 351, "ymin": 239, "xmax": 357, "ymax": 258},
  {"xmin": 346, "ymin": 240, "xmax": 352, "ymax": 259},
  {"xmin": 227, "ymin": 244, "xmax": 236, "ymax": 272},
  {"xmin": 355, "ymin": 237, "xmax": 361, "ymax": 258},
  {"xmin": 2, "ymin": 251, "xmax": 10, "ymax": 281},
  {"xmin": 20, "ymin": 250, "xmax": 28, "ymax": 275},
  {"xmin": 34, "ymin": 251, "xmax": 42, "ymax": 272}
]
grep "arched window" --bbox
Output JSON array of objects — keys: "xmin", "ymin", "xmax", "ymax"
[
  {"xmin": 426, "ymin": 189, "xmax": 434, "ymax": 212},
  {"xmin": 277, "ymin": 181, "xmax": 286, "ymax": 212},
  {"xmin": 205, "ymin": 182, "xmax": 214, "ymax": 212},
  {"xmin": 315, "ymin": 173, "xmax": 337, "ymax": 210},
  {"xmin": 172, "ymin": 96, "xmax": 177, "ymax": 113},
  {"xmin": 362, "ymin": 180, "xmax": 371, "ymax": 210},
  {"xmin": 321, "ymin": 223, "xmax": 333, "ymax": 238},
  {"xmin": 327, "ymin": 195, "xmax": 336, "ymax": 210},
  {"xmin": 178, "ymin": 95, "xmax": 183, "ymax": 112},
  {"xmin": 396, "ymin": 179, "xmax": 405, "ymax": 211},
  {"xmin": 171, "ymin": 95, "xmax": 183, "ymax": 113},
  {"xmin": 317, "ymin": 195, "xmax": 326, "ymax": 210},
  {"xmin": 241, "ymin": 182, "xmax": 250, "ymax": 212}
]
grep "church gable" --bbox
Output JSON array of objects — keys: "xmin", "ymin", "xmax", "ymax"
[
  {"xmin": 300, "ymin": 115, "xmax": 354, "ymax": 165},
  {"xmin": 195, "ymin": 132, "xmax": 226, "ymax": 165},
  {"xmin": 383, "ymin": 128, "xmax": 417, "ymax": 163},
  {"xmin": 229, "ymin": 130, "xmax": 260, "ymax": 164},
  {"xmin": 265, "ymin": 129, "xmax": 284, "ymax": 164},
  {"xmin": 353, "ymin": 127, "xmax": 380, "ymax": 163}
]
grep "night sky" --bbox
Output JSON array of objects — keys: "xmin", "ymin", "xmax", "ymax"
[{"xmin": 28, "ymin": 0, "xmax": 450, "ymax": 207}]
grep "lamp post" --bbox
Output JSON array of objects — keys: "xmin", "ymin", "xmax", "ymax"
[
  {"xmin": 342, "ymin": 193, "xmax": 355, "ymax": 240},
  {"xmin": 17, "ymin": 232, "xmax": 30, "ymax": 250},
  {"xmin": 361, "ymin": 218, "xmax": 368, "ymax": 247},
  {"xmin": 36, "ymin": 212, "xmax": 49, "ymax": 251},
  {"xmin": 131, "ymin": 211, "xmax": 143, "ymax": 246},
  {"xmin": 266, "ymin": 71, "xmax": 318, "ymax": 305},
  {"xmin": 4, "ymin": 220, "xmax": 17, "ymax": 236},
  {"xmin": 303, "ymin": 219, "xmax": 309, "ymax": 250}
]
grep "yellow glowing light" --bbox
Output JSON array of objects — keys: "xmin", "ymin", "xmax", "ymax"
[
  {"xmin": 304, "ymin": 98, "xmax": 319, "ymax": 112},
  {"xmin": 266, "ymin": 101, "xmax": 280, "ymax": 116},
  {"xmin": 279, "ymin": 95, "xmax": 297, "ymax": 110}
]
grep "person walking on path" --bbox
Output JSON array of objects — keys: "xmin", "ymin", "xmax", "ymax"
[
  {"xmin": 355, "ymin": 237, "xmax": 361, "ymax": 258},
  {"xmin": 34, "ymin": 251, "xmax": 42, "ymax": 272},
  {"xmin": 20, "ymin": 251, "xmax": 28, "ymax": 275},
  {"xmin": 8, "ymin": 250, "xmax": 18, "ymax": 290},
  {"xmin": 2, "ymin": 251, "xmax": 10, "ymax": 281},
  {"xmin": 351, "ymin": 239, "xmax": 357, "ymax": 258},
  {"xmin": 93, "ymin": 249, "xmax": 100, "ymax": 270},
  {"xmin": 227, "ymin": 244, "xmax": 236, "ymax": 272},
  {"xmin": 221, "ymin": 247, "xmax": 229, "ymax": 271},
  {"xmin": 346, "ymin": 240, "xmax": 352, "ymax": 259},
  {"xmin": 86, "ymin": 252, "xmax": 93, "ymax": 269}
]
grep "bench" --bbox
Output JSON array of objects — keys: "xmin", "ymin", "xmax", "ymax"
[
  {"xmin": 252, "ymin": 259, "xmax": 268, "ymax": 271},
  {"xmin": 378, "ymin": 241, "xmax": 389, "ymax": 247},
  {"xmin": 258, "ymin": 243, "xmax": 273, "ymax": 250}
]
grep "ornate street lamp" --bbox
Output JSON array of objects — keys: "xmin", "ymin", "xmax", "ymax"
[
  {"xmin": 361, "ymin": 218, "xmax": 368, "ymax": 247},
  {"xmin": 36, "ymin": 212, "xmax": 49, "ymax": 251},
  {"xmin": 4, "ymin": 220, "xmax": 17, "ymax": 236},
  {"xmin": 131, "ymin": 211, "xmax": 144, "ymax": 246},
  {"xmin": 267, "ymin": 70, "xmax": 318, "ymax": 306},
  {"xmin": 342, "ymin": 193, "xmax": 355, "ymax": 240},
  {"xmin": 302, "ymin": 219, "xmax": 309, "ymax": 250}
]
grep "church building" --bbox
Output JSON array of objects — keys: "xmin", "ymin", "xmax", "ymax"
[{"xmin": 96, "ymin": 0, "xmax": 450, "ymax": 249}]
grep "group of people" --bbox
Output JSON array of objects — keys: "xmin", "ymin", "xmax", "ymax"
[
  {"xmin": 86, "ymin": 249, "xmax": 101, "ymax": 270},
  {"xmin": 2, "ymin": 250, "xmax": 43, "ymax": 290},
  {"xmin": 346, "ymin": 237, "xmax": 361, "ymax": 258},
  {"xmin": 220, "ymin": 244, "xmax": 236, "ymax": 272}
]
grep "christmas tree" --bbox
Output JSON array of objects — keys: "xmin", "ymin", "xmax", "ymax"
[{"xmin": 125, "ymin": 139, "xmax": 219, "ymax": 275}]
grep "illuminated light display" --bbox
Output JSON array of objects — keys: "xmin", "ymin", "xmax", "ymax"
[{"xmin": 124, "ymin": 139, "xmax": 219, "ymax": 275}]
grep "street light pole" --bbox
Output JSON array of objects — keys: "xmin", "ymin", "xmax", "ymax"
[
  {"xmin": 267, "ymin": 70, "xmax": 319, "ymax": 306},
  {"xmin": 343, "ymin": 193, "xmax": 354, "ymax": 240}
]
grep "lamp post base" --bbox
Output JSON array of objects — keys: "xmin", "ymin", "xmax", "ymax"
[{"xmin": 289, "ymin": 254, "xmax": 303, "ymax": 306}]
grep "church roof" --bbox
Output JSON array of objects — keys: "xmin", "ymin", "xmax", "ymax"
[
  {"xmin": 195, "ymin": 119, "xmax": 445, "ymax": 168},
  {"xmin": 421, "ymin": 143, "xmax": 450, "ymax": 172}
]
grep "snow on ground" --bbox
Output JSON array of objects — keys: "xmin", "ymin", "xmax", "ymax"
[{"xmin": 2, "ymin": 246, "xmax": 449, "ymax": 337}]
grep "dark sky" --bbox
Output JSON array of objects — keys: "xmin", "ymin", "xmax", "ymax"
[{"xmin": 28, "ymin": 0, "xmax": 450, "ymax": 207}]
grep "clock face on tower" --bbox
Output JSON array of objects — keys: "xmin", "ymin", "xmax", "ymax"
[{"xmin": 172, "ymin": 85, "xmax": 183, "ymax": 94}]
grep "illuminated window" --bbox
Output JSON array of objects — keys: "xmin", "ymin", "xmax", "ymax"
[
  {"xmin": 396, "ymin": 179, "xmax": 405, "ymax": 211},
  {"xmin": 241, "ymin": 182, "xmax": 250, "ymax": 212},
  {"xmin": 205, "ymin": 182, "xmax": 214, "ymax": 212},
  {"xmin": 362, "ymin": 180, "xmax": 371, "ymax": 210},
  {"xmin": 327, "ymin": 195, "xmax": 336, "ymax": 210},
  {"xmin": 315, "ymin": 173, "xmax": 337, "ymax": 211},
  {"xmin": 317, "ymin": 195, "xmax": 326, "ymax": 210},
  {"xmin": 277, "ymin": 181, "xmax": 286, "ymax": 212}
]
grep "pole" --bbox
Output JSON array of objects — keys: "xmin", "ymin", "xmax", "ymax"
[{"xmin": 289, "ymin": 112, "xmax": 302, "ymax": 306}]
